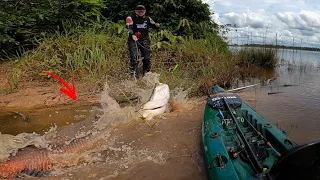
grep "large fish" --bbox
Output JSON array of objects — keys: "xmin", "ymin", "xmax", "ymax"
[{"xmin": 0, "ymin": 132, "xmax": 103, "ymax": 179}]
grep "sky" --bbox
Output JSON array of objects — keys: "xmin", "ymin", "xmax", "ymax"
[{"xmin": 203, "ymin": 0, "xmax": 320, "ymax": 48}]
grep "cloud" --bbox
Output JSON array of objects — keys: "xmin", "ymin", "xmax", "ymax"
[
  {"xmin": 217, "ymin": 1, "xmax": 232, "ymax": 7},
  {"xmin": 224, "ymin": 11, "xmax": 265, "ymax": 29},
  {"xmin": 300, "ymin": 30, "xmax": 315, "ymax": 36},
  {"xmin": 275, "ymin": 12, "xmax": 311, "ymax": 31},
  {"xmin": 211, "ymin": 13, "xmax": 221, "ymax": 24},
  {"xmin": 207, "ymin": 0, "xmax": 320, "ymax": 47},
  {"xmin": 300, "ymin": 10, "xmax": 320, "ymax": 28},
  {"xmin": 310, "ymin": 36, "xmax": 319, "ymax": 42},
  {"xmin": 281, "ymin": 30, "xmax": 293, "ymax": 37}
]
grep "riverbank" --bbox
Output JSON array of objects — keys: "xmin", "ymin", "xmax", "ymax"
[{"xmin": 0, "ymin": 62, "xmax": 99, "ymax": 110}]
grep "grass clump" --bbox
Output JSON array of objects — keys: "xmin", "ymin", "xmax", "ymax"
[
  {"xmin": 236, "ymin": 47, "xmax": 278, "ymax": 68},
  {"xmin": 13, "ymin": 25, "xmax": 129, "ymax": 83}
]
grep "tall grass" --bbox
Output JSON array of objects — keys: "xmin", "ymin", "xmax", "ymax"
[
  {"xmin": 152, "ymin": 35, "xmax": 238, "ymax": 95},
  {"xmin": 10, "ymin": 23, "xmax": 239, "ymax": 95},
  {"xmin": 14, "ymin": 25, "xmax": 128, "ymax": 82},
  {"xmin": 237, "ymin": 47, "xmax": 278, "ymax": 68}
]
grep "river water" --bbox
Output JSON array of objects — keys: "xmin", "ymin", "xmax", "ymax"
[
  {"xmin": 0, "ymin": 105, "xmax": 100, "ymax": 135},
  {"xmin": 242, "ymin": 49, "xmax": 320, "ymax": 144}
]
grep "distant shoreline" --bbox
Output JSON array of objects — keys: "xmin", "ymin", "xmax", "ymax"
[{"xmin": 228, "ymin": 44, "xmax": 320, "ymax": 52}]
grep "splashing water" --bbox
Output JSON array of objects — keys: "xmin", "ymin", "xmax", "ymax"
[
  {"xmin": 92, "ymin": 73, "xmax": 160, "ymax": 131},
  {"xmin": 0, "ymin": 72, "xmax": 173, "ymax": 178},
  {"xmin": 170, "ymin": 87, "xmax": 193, "ymax": 112},
  {"xmin": 0, "ymin": 126, "xmax": 58, "ymax": 163},
  {"xmin": 48, "ymin": 73, "xmax": 169, "ymax": 177}
]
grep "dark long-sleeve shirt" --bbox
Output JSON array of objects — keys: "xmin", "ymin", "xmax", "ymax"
[{"xmin": 126, "ymin": 15, "xmax": 159, "ymax": 41}]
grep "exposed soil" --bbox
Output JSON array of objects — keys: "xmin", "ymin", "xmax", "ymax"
[
  {"xmin": 0, "ymin": 84, "xmax": 100, "ymax": 109},
  {"xmin": 0, "ymin": 62, "xmax": 100, "ymax": 110}
]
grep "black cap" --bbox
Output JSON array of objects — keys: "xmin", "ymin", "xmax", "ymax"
[{"xmin": 135, "ymin": 5, "xmax": 146, "ymax": 10}]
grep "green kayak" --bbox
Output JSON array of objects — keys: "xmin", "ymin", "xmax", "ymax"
[{"xmin": 202, "ymin": 86, "xmax": 298, "ymax": 180}]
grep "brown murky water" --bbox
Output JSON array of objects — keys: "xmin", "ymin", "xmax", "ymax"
[
  {"xmin": 240, "ymin": 49, "xmax": 320, "ymax": 144},
  {"xmin": 51, "ymin": 101, "xmax": 207, "ymax": 180},
  {"xmin": 1, "ymin": 49, "xmax": 320, "ymax": 179},
  {"xmin": 0, "ymin": 105, "xmax": 101, "ymax": 135}
]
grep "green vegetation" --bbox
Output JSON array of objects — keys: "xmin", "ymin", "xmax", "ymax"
[
  {"xmin": 15, "ymin": 25, "xmax": 128, "ymax": 82},
  {"xmin": 0, "ymin": 0, "xmax": 105, "ymax": 58},
  {"xmin": 236, "ymin": 48, "xmax": 278, "ymax": 68},
  {"xmin": 0, "ymin": 0, "xmax": 277, "ymax": 96}
]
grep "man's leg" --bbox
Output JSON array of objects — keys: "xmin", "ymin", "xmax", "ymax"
[
  {"xmin": 128, "ymin": 40, "xmax": 139, "ymax": 78},
  {"xmin": 139, "ymin": 39, "xmax": 151, "ymax": 75}
]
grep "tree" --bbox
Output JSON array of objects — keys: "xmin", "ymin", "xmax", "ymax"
[{"xmin": 0, "ymin": 0, "xmax": 105, "ymax": 57}]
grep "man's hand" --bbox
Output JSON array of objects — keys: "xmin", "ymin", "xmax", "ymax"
[
  {"xmin": 132, "ymin": 35, "xmax": 138, "ymax": 41},
  {"xmin": 156, "ymin": 23, "xmax": 160, "ymax": 28}
]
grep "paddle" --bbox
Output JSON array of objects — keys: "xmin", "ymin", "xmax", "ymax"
[
  {"xmin": 227, "ymin": 83, "xmax": 260, "ymax": 92},
  {"xmin": 226, "ymin": 77, "xmax": 277, "ymax": 93}
]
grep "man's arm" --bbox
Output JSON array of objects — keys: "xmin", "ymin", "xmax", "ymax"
[
  {"xmin": 126, "ymin": 16, "xmax": 134, "ymax": 36},
  {"xmin": 148, "ymin": 17, "xmax": 160, "ymax": 29},
  {"xmin": 126, "ymin": 16, "xmax": 138, "ymax": 41}
]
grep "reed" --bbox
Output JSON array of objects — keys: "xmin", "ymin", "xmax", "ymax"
[{"xmin": 236, "ymin": 47, "xmax": 278, "ymax": 68}]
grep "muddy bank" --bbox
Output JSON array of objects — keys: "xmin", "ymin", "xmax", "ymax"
[
  {"xmin": 0, "ymin": 62, "xmax": 101, "ymax": 109},
  {"xmin": 0, "ymin": 83, "xmax": 100, "ymax": 109}
]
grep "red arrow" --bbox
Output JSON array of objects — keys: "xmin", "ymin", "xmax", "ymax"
[{"xmin": 41, "ymin": 72, "xmax": 77, "ymax": 100}]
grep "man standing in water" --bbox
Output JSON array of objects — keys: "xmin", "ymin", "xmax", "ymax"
[{"xmin": 126, "ymin": 5, "xmax": 160, "ymax": 79}]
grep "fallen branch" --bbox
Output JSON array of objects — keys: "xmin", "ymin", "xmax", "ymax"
[
  {"xmin": 268, "ymin": 92, "xmax": 283, "ymax": 95},
  {"xmin": 282, "ymin": 84, "xmax": 299, "ymax": 87}
]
